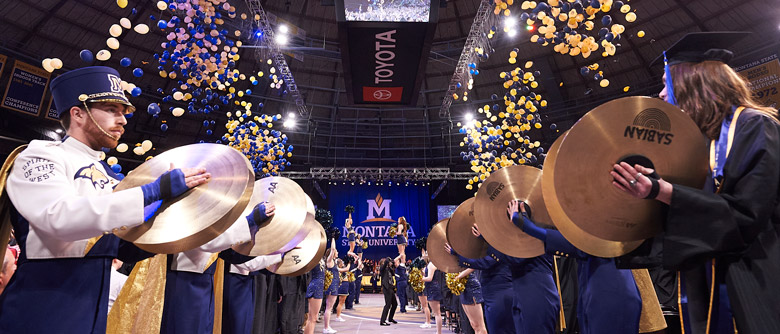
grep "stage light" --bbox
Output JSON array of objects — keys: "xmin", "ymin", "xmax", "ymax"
[
  {"xmin": 275, "ymin": 34, "xmax": 288, "ymax": 45},
  {"xmin": 464, "ymin": 113, "xmax": 474, "ymax": 122},
  {"xmin": 283, "ymin": 119, "xmax": 295, "ymax": 128},
  {"xmin": 507, "ymin": 29, "xmax": 518, "ymax": 37},
  {"xmin": 504, "ymin": 17, "xmax": 517, "ymax": 28},
  {"xmin": 526, "ymin": 25, "xmax": 534, "ymax": 31},
  {"xmin": 287, "ymin": 112, "xmax": 296, "ymax": 120},
  {"xmin": 278, "ymin": 24, "xmax": 289, "ymax": 34},
  {"xmin": 254, "ymin": 29, "xmax": 263, "ymax": 39}
]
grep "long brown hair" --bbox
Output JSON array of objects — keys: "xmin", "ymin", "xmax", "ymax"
[{"xmin": 670, "ymin": 60, "xmax": 778, "ymax": 140}]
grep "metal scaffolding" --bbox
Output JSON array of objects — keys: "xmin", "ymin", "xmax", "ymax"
[
  {"xmin": 439, "ymin": 0, "xmax": 495, "ymax": 118},
  {"xmin": 244, "ymin": 0, "xmax": 309, "ymax": 117},
  {"xmin": 280, "ymin": 168, "xmax": 474, "ymax": 180}
]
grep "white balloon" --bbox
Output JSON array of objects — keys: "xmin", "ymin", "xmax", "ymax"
[
  {"xmin": 42, "ymin": 58, "xmax": 54, "ymax": 72},
  {"xmin": 119, "ymin": 18, "xmax": 131, "ymax": 29},
  {"xmin": 50, "ymin": 58, "xmax": 63, "ymax": 69},
  {"xmin": 141, "ymin": 140, "xmax": 153, "ymax": 152},
  {"xmin": 173, "ymin": 91, "xmax": 184, "ymax": 100},
  {"xmin": 133, "ymin": 146, "xmax": 145, "ymax": 156},
  {"xmin": 107, "ymin": 37, "xmax": 120, "ymax": 50},
  {"xmin": 109, "ymin": 24, "xmax": 123, "ymax": 37},
  {"xmin": 133, "ymin": 24, "xmax": 150, "ymax": 34},
  {"xmin": 116, "ymin": 143, "xmax": 129, "ymax": 153},
  {"xmin": 172, "ymin": 107, "xmax": 185, "ymax": 117},
  {"xmin": 96, "ymin": 49, "xmax": 111, "ymax": 61},
  {"xmin": 156, "ymin": 1, "xmax": 167, "ymax": 10},
  {"xmin": 107, "ymin": 157, "xmax": 118, "ymax": 165}
]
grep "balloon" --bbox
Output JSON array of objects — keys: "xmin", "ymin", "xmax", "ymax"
[
  {"xmin": 107, "ymin": 157, "xmax": 118, "ymax": 165},
  {"xmin": 109, "ymin": 24, "xmax": 122, "ymax": 37},
  {"xmin": 80, "ymin": 49, "xmax": 94, "ymax": 62},
  {"xmin": 42, "ymin": 58, "xmax": 54, "ymax": 72},
  {"xmin": 131, "ymin": 87, "xmax": 142, "ymax": 97},
  {"xmin": 134, "ymin": 24, "xmax": 150, "ymax": 34},
  {"xmin": 156, "ymin": 1, "xmax": 167, "ymax": 10},
  {"xmin": 120, "ymin": 57, "xmax": 131, "ymax": 67},
  {"xmin": 116, "ymin": 143, "xmax": 128, "ymax": 153},
  {"xmin": 96, "ymin": 49, "xmax": 111, "ymax": 61},
  {"xmin": 132, "ymin": 68, "xmax": 143, "ymax": 77},
  {"xmin": 111, "ymin": 164, "xmax": 122, "ymax": 173},
  {"xmin": 120, "ymin": 18, "xmax": 132, "ymax": 29},
  {"xmin": 141, "ymin": 140, "xmax": 153, "ymax": 152},
  {"xmin": 106, "ymin": 37, "xmax": 120, "ymax": 50},
  {"xmin": 133, "ymin": 146, "xmax": 145, "ymax": 155},
  {"xmin": 116, "ymin": 0, "xmax": 127, "ymax": 8},
  {"xmin": 147, "ymin": 103, "xmax": 161, "ymax": 115},
  {"xmin": 161, "ymin": 123, "xmax": 169, "ymax": 131},
  {"xmin": 50, "ymin": 58, "xmax": 63, "ymax": 69},
  {"xmin": 157, "ymin": 20, "xmax": 167, "ymax": 29},
  {"xmin": 172, "ymin": 107, "xmax": 185, "ymax": 117}
]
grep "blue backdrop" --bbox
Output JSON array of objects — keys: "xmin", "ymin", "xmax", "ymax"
[{"xmin": 328, "ymin": 184, "xmax": 430, "ymax": 261}]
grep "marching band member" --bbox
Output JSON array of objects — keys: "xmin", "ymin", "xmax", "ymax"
[
  {"xmin": 221, "ymin": 252, "xmax": 284, "ymax": 334},
  {"xmin": 0, "ymin": 66, "xmax": 210, "ymax": 333},
  {"xmin": 508, "ymin": 200, "xmax": 641, "ymax": 334},
  {"xmin": 160, "ymin": 202, "xmax": 276, "ymax": 334}
]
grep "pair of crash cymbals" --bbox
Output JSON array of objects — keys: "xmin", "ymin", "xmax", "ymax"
[
  {"xmin": 114, "ymin": 143, "xmax": 255, "ymax": 254},
  {"xmin": 427, "ymin": 219, "xmax": 466, "ymax": 273},
  {"xmin": 542, "ymin": 97, "xmax": 709, "ymax": 256},
  {"xmin": 446, "ymin": 164, "xmax": 549, "ymax": 260}
]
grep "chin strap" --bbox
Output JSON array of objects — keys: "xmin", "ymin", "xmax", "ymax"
[{"xmin": 82, "ymin": 102, "xmax": 119, "ymax": 141}]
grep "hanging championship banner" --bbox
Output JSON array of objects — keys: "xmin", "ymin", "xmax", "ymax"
[
  {"xmin": 45, "ymin": 97, "xmax": 59, "ymax": 121},
  {"xmin": 328, "ymin": 184, "xmax": 430, "ymax": 260},
  {"xmin": 736, "ymin": 52, "xmax": 780, "ymax": 109},
  {"xmin": 0, "ymin": 54, "xmax": 7, "ymax": 77},
  {"xmin": 2, "ymin": 60, "xmax": 51, "ymax": 116},
  {"xmin": 336, "ymin": 0, "xmax": 438, "ymax": 105}
]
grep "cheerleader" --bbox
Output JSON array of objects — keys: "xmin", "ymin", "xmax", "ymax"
[
  {"xmin": 454, "ymin": 268, "xmax": 487, "ymax": 334},
  {"xmin": 323, "ymin": 244, "xmax": 347, "ymax": 333},
  {"xmin": 334, "ymin": 258, "xmax": 351, "ymax": 322},
  {"xmin": 396, "ymin": 217, "xmax": 410, "ymax": 256},
  {"xmin": 423, "ymin": 258, "xmax": 444, "ymax": 334},
  {"xmin": 393, "ymin": 253, "xmax": 409, "ymax": 313},
  {"xmin": 304, "ymin": 242, "xmax": 329, "ymax": 334}
]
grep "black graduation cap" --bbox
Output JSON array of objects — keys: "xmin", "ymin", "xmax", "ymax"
[{"xmin": 650, "ymin": 31, "xmax": 751, "ymax": 67}]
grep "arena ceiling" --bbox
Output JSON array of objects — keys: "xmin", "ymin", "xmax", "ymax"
[{"xmin": 0, "ymin": 0, "xmax": 776, "ymax": 173}]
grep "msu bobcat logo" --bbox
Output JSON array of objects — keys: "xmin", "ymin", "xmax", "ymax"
[{"xmin": 74, "ymin": 164, "xmax": 110, "ymax": 189}]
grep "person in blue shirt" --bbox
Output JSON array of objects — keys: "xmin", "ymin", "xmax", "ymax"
[{"xmin": 508, "ymin": 199, "xmax": 641, "ymax": 334}]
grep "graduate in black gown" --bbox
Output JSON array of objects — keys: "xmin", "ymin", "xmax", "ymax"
[{"xmin": 612, "ymin": 32, "xmax": 780, "ymax": 333}]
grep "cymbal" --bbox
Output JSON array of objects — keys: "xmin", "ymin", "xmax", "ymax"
[
  {"xmin": 542, "ymin": 131, "xmax": 644, "ymax": 257},
  {"xmin": 474, "ymin": 165, "xmax": 546, "ymax": 258},
  {"xmin": 547, "ymin": 96, "xmax": 708, "ymax": 242},
  {"xmin": 268, "ymin": 213, "xmax": 327, "ymax": 277},
  {"xmin": 427, "ymin": 219, "xmax": 465, "ymax": 273},
  {"xmin": 305, "ymin": 194, "xmax": 315, "ymax": 215},
  {"xmin": 233, "ymin": 177, "xmax": 310, "ymax": 256},
  {"xmin": 114, "ymin": 143, "xmax": 254, "ymax": 254},
  {"xmin": 446, "ymin": 198, "xmax": 487, "ymax": 259}
]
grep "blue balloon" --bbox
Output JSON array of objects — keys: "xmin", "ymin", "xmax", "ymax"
[
  {"xmin": 132, "ymin": 68, "xmax": 143, "ymax": 77},
  {"xmin": 131, "ymin": 87, "xmax": 142, "ymax": 97},
  {"xmin": 161, "ymin": 123, "xmax": 168, "ymax": 132},
  {"xmin": 157, "ymin": 20, "xmax": 167, "ymax": 29},
  {"xmin": 206, "ymin": 129, "xmax": 213, "ymax": 135},
  {"xmin": 147, "ymin": 103, "xmax": 161, "ymax": 115},
  {"xmin": 79, "ymin": 49, "xmax": 94, "ymax": 63},
  {"xmin": 120, "ymin": 57, "xmax": 132, "ymax": 67},
  {"xmin": 115, "ymin": 173, "xmax": 125, "ymax": 180},
  {"xmin": 111, "ymin": 164, "xmax": 122, "ymax": 173},
  {"xmin": 101, "ymin": 147, "xmax": 110, "ymax": 153}
]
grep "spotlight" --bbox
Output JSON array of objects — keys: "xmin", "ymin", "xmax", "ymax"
[
  {"xmin": 287, "ymin": 112, "xmax": 296, "ymax": 120},
  {"xmin": 507, "ymin": 29, "xmax": 518, "ymax": 37},
  {"xmin": 464, "ymin": 113, "xmax": 474, "ymax": 122},
  {"xmin": 283, "ymin": 119, "xmax": 295, "ymax": 128},
  {"xmin": 504, "ymin": 17, "xmax": 517, "ymax": 28},
  {"xmin": 275, "ymin": 34, "xmax": 288, "ymax": 45},
  {"xmin": 278, "ymin": 24, "xmax": 289, "ymax": 34},
  {"xmin": 253, "ymin": 29, "xmax": 263, "ymax": 39}
]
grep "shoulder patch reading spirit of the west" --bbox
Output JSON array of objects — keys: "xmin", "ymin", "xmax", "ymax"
[
  {"xmin": 21, "ymin": 157, "xmax": 56, "ymax": 183},
  {"xmin": 74, "ymin": 163, "xmax": 110, "ymax": 189}
]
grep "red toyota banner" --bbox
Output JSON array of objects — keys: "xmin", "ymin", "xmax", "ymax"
[{"xmin": 363, "ymin": 86, "xmax": 403, "ymax": 102}]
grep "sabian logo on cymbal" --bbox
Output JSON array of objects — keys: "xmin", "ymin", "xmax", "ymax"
[
  {"xmin": 623, "ymin": 108, "xmax": 674, "ymax": 145},
  {"xmin": 485, "ymin": 182, "xmax": 505, "ymax": 201}
]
